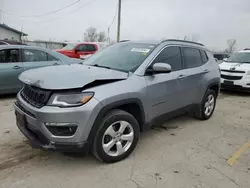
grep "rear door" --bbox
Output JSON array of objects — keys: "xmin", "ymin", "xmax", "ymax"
[
  {"xmin": 22, "ymin": 49, "xmax": 61, "ymax": 71},
  {"xmin": 180, "ymin": 47, "xmax": 206, "ymax": 106},
  {"xmin": 0, "ymin": 48, "xmax": 24, "ymax": 93}
]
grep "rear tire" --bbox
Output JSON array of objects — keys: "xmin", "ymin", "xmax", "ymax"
[
  {"xmin": 194, "ymin": 89, "xmax": 217, "ymax": 120},
  {"xmin": 92, "ymin": 109, "xmax": 140, "ymax": 163}
]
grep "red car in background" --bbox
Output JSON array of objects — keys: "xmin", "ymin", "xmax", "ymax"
[{"xmin": 56, "ymin": 42, "xmax": 107, "ymax": 59}]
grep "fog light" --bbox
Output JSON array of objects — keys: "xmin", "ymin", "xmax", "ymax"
[{"xmin": 45, "ymin": 123, "xmax": 78, "ymax": 137}]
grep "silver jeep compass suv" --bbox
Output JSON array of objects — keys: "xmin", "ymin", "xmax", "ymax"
[{"xmin": 14, "ymin": 39, "xmax": 220, "ymax": 163}]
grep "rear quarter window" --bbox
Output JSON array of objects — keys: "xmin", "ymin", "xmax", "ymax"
[{"xmin": 200, "ymin": 50, "xmax": 209, "ymax": 64}]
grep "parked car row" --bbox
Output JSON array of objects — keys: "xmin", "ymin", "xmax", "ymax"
[
  {"xmin": 2, "ymin": 38, "xmax": 249, "ymax": 163},
  {"xmin": 56, "ymin": 42, "xmax": 108, "ymax": 60},
  {"xmin": 0, "ymin": 41, "xmax": 109, "ymax": 95},
  {"xmin": 0, "ymin": 45, "xmax": 81, "ymax": 94},
  {"xmin": 213, "ymin": 52, "xmax": 229, "ymax": 63}
]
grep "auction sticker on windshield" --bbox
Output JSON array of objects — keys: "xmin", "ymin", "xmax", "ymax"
[{"xmin": 131, "ymin": 48, "xmax": 150, "ymax": 53}]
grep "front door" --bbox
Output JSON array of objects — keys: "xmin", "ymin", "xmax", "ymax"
[
  {"xmin": 0, "ymin": 48, "xmax": 24, "ymax": 94},
  {"xmin": 145, "ymin": 46, "xmax": 185, "ymax": 120}
]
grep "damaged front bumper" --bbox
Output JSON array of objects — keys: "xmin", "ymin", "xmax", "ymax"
[{"xmin": 15, "ymin": 108, "xmax": 88, "ymax": 153}]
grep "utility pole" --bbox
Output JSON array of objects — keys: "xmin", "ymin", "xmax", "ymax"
[
  {"xmin": 117, "ymin": 0, "xmax": 121, "ymax": 42},
  {"xmin": 0, "ymin": 0, "xmax": 4, "ymax": 24},
  {"xmin": 107, "ymin": 27, "xmax": 110, "ymax": 45}
]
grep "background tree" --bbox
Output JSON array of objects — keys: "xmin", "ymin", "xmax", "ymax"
[
  {"xmin": 84, "ymin": 27, "xmax": 98, "ymax": 42},
  {"xmin": 224, "ymin": 39, "xmax": 237, "ymax": 54},
  {"xmin": 84, "ymin": 27, "xmax": 107, "ymax": 42}
]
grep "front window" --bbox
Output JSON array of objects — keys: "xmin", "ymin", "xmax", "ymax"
[
  {"xmin": 82, "ymin": 42, "xmax": 156, "ymax": 72},
  {"xmin": 226, "ymin": 52, "xmax": 250, "ymax": 63},
  {"xmin": 23, "ymin": 49, "xmax": 58, "ymax": 62},
  {"xmin": 62, "ymin": 43, "xmax": 77, "ymax": 50}
]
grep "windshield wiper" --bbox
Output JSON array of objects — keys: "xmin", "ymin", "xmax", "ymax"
[{"xmin": 90, "ymin": 64, "xmax": 111, "ymax": 69}]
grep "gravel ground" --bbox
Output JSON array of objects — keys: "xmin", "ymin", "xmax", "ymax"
[{"xmin": 0, "ymin": 92, "xmax": 249, "ymax": 188}]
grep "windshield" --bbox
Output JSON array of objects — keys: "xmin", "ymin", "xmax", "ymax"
[
  {"xmin": 82, "ymin": 42, "xmax": 156, "ymax": 72},
  {"xmin": 226, "ymin": 52, "xmax": 250, "ymax": 63},
  {"xmin": 62, "ymin": 43, "xmax": 77, "ymax": 50}
]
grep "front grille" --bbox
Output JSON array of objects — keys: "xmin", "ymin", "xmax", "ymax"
[
  {"xmin": 21, "ymin": 85, "xmax": 51, "ymax": 108},
  {"xmin": 221, "ymin": 75, "xmax": 242, "ymax": 80},
  {"xmin": 221, "ymin": 69, "xmax": 245, "ymax": 73}
]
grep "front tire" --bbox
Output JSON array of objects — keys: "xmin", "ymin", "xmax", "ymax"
[
  {"xmin": 194, "ymin": 89, "xmax": 217, "ymax": 120},
  {"xmin": 92, "ymin": 109, "xmax": 140, "ymax": 163}
]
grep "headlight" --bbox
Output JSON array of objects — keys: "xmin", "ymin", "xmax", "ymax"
[{"xmin": 48, "ymin": 92, "xmax": 94, "ymax": 107}]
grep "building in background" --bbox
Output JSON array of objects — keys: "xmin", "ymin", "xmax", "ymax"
[
  {"xmin": 25, "ymin": 40, "xmax": 66, "ymax": 50},
  {"xmin": 0, "ymin": 23, "xmax": 28, "ymax": 42}
]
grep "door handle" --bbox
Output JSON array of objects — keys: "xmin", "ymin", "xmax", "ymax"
[
  {"xmin": 12, "ymin": 65, "xmax": 21, "ymax": 69},
  {"xmin": 53, "ymin": 63, "xmax": 60, "ymax": 65},
  {"xmin": 203, "ymin": 69, "xmax": 209, "ymax": 73},
  {"xmin": 177, "ymin": 75, "xmax": 186, "ymax": 80}
]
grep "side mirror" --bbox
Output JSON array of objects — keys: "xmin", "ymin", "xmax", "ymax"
[
  {"xmin": 223, "ymin": 58, "xmax": 228, "ymax": 62},
  {"xmin": 75, "ymin": 49, "xmax": 79, "ymax": 54},
  {"xmin": 146, "ymin": 63, "xmax": 172, "ymax": 74}
]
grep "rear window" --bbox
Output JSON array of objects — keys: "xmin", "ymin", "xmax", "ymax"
[
  {"xmin": 87, "ymin": 44, "xmax": 96, "ymax": 52},
  {"xmin": 182, "ymin": 47, "xmax": 203, "ymax": 68}
]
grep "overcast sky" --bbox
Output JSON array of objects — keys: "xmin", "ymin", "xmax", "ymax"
[{"xmin": 1, "ymin": 0, "xmax": 250, "ymax": 51}]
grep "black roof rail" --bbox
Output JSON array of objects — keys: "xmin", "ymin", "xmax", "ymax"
[
  {"xmin": 161, "ymin": 39, "xmax": 204, "ymax": 46},
  {"xmin": 119, "ymin": 40, "xmax": 130, "ymax": 43}
]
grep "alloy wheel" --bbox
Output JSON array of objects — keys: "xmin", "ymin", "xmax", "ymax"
[
  {"xmin": 102, "ymin": 121, "xmax": 134, "ymax": 157},
  {"xmin": 204, "ymin": 94, "xmax": 215, "ymax": 116}
]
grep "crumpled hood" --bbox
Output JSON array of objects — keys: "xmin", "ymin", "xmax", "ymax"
[
  {"xmin": 219, "ymin": 62, "xmax": 250, "ymax": 71},
  {"xmin": 19, "ymin": 64, "xmax": 128, "ymax": 90}
]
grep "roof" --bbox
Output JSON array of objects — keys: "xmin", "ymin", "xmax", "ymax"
[
  {"xmin": 0, "ymin": 44, "xmax": 47, "ymax": 50},
  {"xmin": 120, "ymin": 39, "xmax": 204, "ymax": 46},
  {"xmin": 0, "ymin": 24, "xmax": 28, "ymax": 36},
  {"xmin": 64, "ymin": 41, "xmax": 108, "ymax": 45}
]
